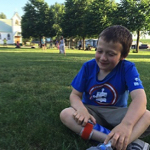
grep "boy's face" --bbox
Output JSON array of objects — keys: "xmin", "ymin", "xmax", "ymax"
[{"xmin": 95, "ymin": 38, "xmax": 123, "ymax": 73}]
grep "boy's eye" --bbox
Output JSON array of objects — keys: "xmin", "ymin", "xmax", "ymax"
[
  {"xmin": 97, "ymin": 50, "xmax": 103, "ymax": 53},
  {"xmin": 108, "ymin": 53, "xmax": 115, "ymax": 56}
]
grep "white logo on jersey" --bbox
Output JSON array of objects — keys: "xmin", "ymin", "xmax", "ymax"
[
  {"xmin": 93, "ymin": 88, "xmax": 107, "ymax": 103},
  {"xmin": 134, "ymin": 78, "xmax": 140, "ymax": 86}
]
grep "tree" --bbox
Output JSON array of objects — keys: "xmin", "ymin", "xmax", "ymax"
[
  {"xmin": 50, "ymin": 3, "xmax": 65, "ymax": 39},
  {"xmin": 61, "ymin": 0, "xmax": 92, "ymax": 49},
  {"xmin": 21, "ymin": 0, "xmax": 53, "ymax": 41},
  {"xmin": 85, "ymin": 0, "xmax": 116, "ymax": 38},
  {"xmin": 0, "ymin": 12, "xmax": 6, "ymax": 19},
  {"xmin": 111, "ymin": 0, "xmax": 150, "ymax": 53}
]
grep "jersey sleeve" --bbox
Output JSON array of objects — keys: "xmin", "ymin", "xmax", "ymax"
[
  {"xmin": 124, "ymin": 62, "xmax": 144, "ymax": 93},
  {"xmin": 71, "ymin": 63, "xmax": 87, "ymax": 92}
]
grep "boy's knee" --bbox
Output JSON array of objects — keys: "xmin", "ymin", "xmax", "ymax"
[
  {"xmin": 143, "ymin": 110, "xmax": 150, "ymax": 123},
  {"xmin": 60, "ymin": 107, "xmax": 74, "ymax": 124},
  {"xmin": 60, "ymin": 108, "xmax": 67, "ymax": 122}
]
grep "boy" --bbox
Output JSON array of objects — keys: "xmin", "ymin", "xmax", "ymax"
[{"xmin": 60, "ymin": 25, "xmax": 150, "ymax": 150}]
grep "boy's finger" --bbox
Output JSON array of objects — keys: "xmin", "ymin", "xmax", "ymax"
[
  {"xmin": 90, "ymin": 115, "xmax": 96, "ymax": 124},
  {"xmin": 82, "ymin": 118, "xmax": 89, "ymax": 126},
  {"xmin": 73, "ymin": 111, "xmax": 77, "ymax": 116},
  {"xmin": 104, "ymin": 132, "xmax": 114, "ymax": 144}
]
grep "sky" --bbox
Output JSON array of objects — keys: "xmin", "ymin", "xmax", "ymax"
[{"xmin": 0, "ymin": 0, "xmax": 120, "ymax": 19}]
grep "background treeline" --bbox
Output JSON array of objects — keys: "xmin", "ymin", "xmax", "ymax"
[{"xmin": 20, "ymin": 0, "xmax": 150, "ymax": 52}]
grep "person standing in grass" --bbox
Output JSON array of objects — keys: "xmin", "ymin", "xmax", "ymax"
[
  {"xmin": 3, "ymin": 38, "xmax": 7, "ymax": 47},
  {"xmin": 41, "ymin": 36, "xmax": 46, "ymax": 51},
  {"xmin": 60, "ymin": 25, "xmax": 150, "ymax": 150},
  {"xmin": 59, "ymin": 36, "xmax": 66, "ymax": 55}
]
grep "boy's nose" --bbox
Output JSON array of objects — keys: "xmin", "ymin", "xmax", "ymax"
[{"xmin": 100, "ymin": 53, "xmax": 107, "ymax": 60}]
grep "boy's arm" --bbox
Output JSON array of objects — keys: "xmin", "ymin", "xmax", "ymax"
[
  {"xmin": 105, "ymin": 89, "xmax": 147, "ymax": 149},
  {"xmin": 121, "ymin": 89, "xmax": 147, "ymax": 132},
  {"xmin": 70, "ymin": 88, "xmax": 96, "ymax": 126}
]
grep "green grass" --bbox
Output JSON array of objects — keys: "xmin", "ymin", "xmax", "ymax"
[
  {"xmin": 140, "ymin": 39, "xmax": 150, "ymax": 45},
  {"xmin": 0, "ymin": 47, "xmax": 150, "ymax": 149},
  {"xmin": 133, "ymin": 39, "xmax": 150, "ymax": 45}
]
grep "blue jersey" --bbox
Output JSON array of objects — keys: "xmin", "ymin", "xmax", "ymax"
[{"xmin": 71, "ymin": 59, "xmax": 143, "ymax": 107}]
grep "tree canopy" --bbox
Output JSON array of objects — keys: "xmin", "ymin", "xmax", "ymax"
[
  {"xmin": 0, "ymin": 12, "xmax": 6, "ymax": 19},
  {"xmin": 21, "ymin": 0, "xmax": 52, "ymax": 40},
  {"xmin": 61, "ymin": 0, "xmax": 93, "ymax": 49},
  {"xmin": 111, "ymin": 0, "xmax": 150, "ymax": 52},
  {"xmin": 50, "ymin": 3, "xmax": 65, "ymax": 39},
  {"xmin": 85, "ymin": 0, "xmax": 116, "ymax": 38}
]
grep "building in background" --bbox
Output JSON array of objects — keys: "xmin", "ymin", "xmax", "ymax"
[{"xmin": 0, "ymin": 12, "xmax": 22, "ymax": 45}]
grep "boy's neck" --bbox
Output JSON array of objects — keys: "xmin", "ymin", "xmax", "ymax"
[{"xmin": 98, "ymin": 70, "xmax": 110, "ymax": 81}]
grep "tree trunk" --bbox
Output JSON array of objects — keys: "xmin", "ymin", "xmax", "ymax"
[
  {"xmin": 82, "ymin": 37, "xmax": 85, "ymax": 50},
  {"xmin": 69, "ymin": 41, "xmax": 70, "ymax": 49},
  {"xmin": 136, "ymin": 31, "xmax": 140, "ymax": 53},
  {"xmin": 39, "ymin": 37, "xmax": 42, "ymax": 48}
]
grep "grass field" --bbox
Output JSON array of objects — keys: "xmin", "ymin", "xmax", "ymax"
[
  {"xmin": 140, "ymin": 39, "xmax": 150, "ymax": 45},
  {"xmin": 0, "ymin": 47, "xmax": 150, "ymax": 150}
]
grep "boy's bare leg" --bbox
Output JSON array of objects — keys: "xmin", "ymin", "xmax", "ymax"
[
  {"xmin": 128, "ymin": 110, "xmax": 150, "ymax": 143},
  {"xmin": 60, "ymin": 107, "xmax": 107, "ymax": 142},
  {"xmin": 60, "ymin": 108, "xmax": 150, "ymax": 144}
]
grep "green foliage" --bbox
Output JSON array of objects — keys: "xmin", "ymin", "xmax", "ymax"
[
  {"xmin": 20, "ymin": 0, "xmax": 150, "ymax": 50},
  {"xmin": 21, "ymin": 0, "xmax": 52, "ymax": 39},
  {"xmin": 50, "ymin": 3, "xmax": 65, "ymax": 38},
  {"xmin": 62, "ymin": 0, "xmax": 92, "ymax": 38},
  {"xmin": 0, "ymin": 12, "xmax": 7, "ymax": 19},
  {"xmin": 85, "ymin": 0, "xmax": 115, "ymax": 38},
  {"xmin": 61, "ymin": 0, "xmax": 76, "ymax": 37},
  {"xmin": 115, "ymin": 0, "xmax": 150, "ymax": 31},
  {"xmin": 110, "ymin": 0, "xmax": 150, "ymax": 53}
]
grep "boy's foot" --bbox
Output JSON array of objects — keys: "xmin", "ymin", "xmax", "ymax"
[
  {"xmin": 87, "ymin": 139, "xmax": 150, "ymax": 150},
  {"xmin": 127, "ymin": 139, "xmax": 150, "ymax": 150}
]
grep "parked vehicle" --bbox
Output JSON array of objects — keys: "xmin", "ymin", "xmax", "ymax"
[
  {"xmin": 77, "ymin": 39, "xmax": 98, "ymax": 50},
  {"xmin": 139, "ymin": 44, "xmax": 149, "ymax": 49},
  {"xmin": 131, "ymin": 41, "xmax": 142, "ymax": 49},
  {"xmin": 85, "ymin": 39, "xmax": 98, "ymax": 48}
]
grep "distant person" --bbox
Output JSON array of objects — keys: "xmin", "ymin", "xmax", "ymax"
[
  {"xmin": 15, "ymin": 41, "xmax": 21, "ymax": 48},
  {"xmin": 50, "ymin": 41, "xmax": 53, "ymax": 49},
  {"xmin": 3, "ymin": 38, "xmax": 7, "ymax": 46},
  {"xmin": 55, "ymin": 40, "xmax": 59, "ymax": 50},
  {"xmin": 41, "ymin": 36, "xmax": 46, "ymax": 50},
  {"xmin": 79, "ymin": 44, "xmax": 82, "ymax": 50},
  {"xmin": 59, "ymin": 36, "xmax": 66, "ymax": 55}
]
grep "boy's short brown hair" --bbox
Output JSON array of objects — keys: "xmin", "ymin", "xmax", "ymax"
[{"xmin": 98, "ymin": 25, "xmax": 132, "ymax": 58}]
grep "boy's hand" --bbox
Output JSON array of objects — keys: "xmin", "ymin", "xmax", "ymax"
[
  {"xmin": 104, "ymin": 123, "xmax": 132, "ymax": 150},
  {"xmin": 73, "ymin": 109, "xmax": 96, "ymax": 126}
]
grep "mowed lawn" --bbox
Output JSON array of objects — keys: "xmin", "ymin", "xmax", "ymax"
[{"xmin": 0, "ymin": 47, "xmax": 150, "ymax": 150}]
